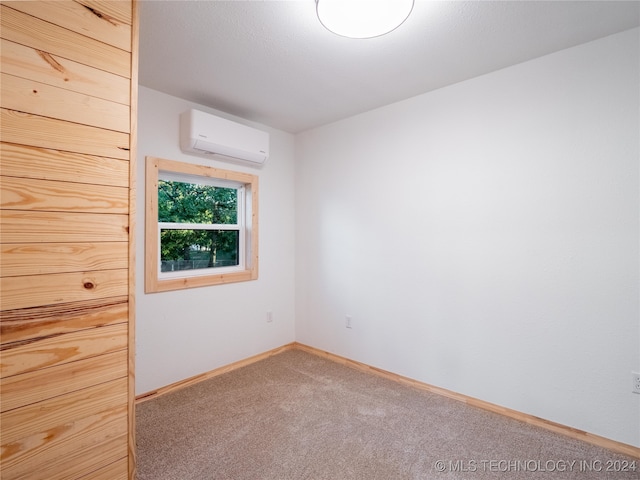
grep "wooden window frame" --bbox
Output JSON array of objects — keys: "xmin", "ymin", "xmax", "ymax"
[{"xmin": 145, "ymin": 156, "xmax": 258, "ymax": 293}]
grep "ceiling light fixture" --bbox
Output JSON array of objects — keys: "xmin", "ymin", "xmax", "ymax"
[{"xmin": 316, "ymin": 0, "xmax": 414, "ymax": 39}]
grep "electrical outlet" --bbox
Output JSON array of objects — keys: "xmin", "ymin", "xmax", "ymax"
[
  {"xmin": 633, "ymin": 372, "xmax": 640, "ymax": 394},
  {"xmin": 266, "ymin": 311, "xmax": 273, "ymax": 323},
  {"xmin": 345, "ymin": 315, "xmax": 352, "ymax": 329}
]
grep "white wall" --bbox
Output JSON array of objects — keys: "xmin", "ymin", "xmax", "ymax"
[
  {"xmin": 136, "ymin": 87, "xmax": 296, "ymax": 394},
  {"xmin": 295, "ymin": 28, "xmax": 640, "ymax": 447}
]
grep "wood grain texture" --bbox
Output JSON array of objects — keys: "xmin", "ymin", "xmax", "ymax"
[
  {"xmin": 0, "ymin": 349, "xmax": 127, "ymax": 413},
  {"xmin": 0, "ymin": 297, "xmax": 128, "ymax": 346},
  {"xmin": 82, "ymin": 456, "xmax": 129, "ymax": 480},
  {"xmin": 127, "ymin": 4, "xmax": 139, "ymax": 477},
  {"xmin": 0, "ymin": 1, "xmax": 136, "ymax": 477},
  {"xmin": 79, "ymin": 0, "xmax": 133, "ymax": 25},
  {"xmin": 144, "ymin": 156, "xmax": 159, "ymax": 293},
  {"xmin": 126, "ymin": 1, "xmax": 140, "ymax": 480},
  {"xmin": 1, "ymin": 377, "xmax": 127, "ymax": 445},
  {"xmin": 0, "ymin": 143, "xmax": 129, "ymax": 187},
  {"xmin": 1, "ymin": 323, "xmax": 128, "ymax": 378},
  {"xmin": 1, "ymin": 405, "xmax": 127, "ymax": 480},
  {"xmin": 0, "ymin": 39, "xmax": 130, "ymax": 105},
  {"xmin": 0, "ymin": 210, "xmax": 129, "ymax": 243},
  {"xmin": 1, "ymin": 109, "xmax": 130, "ymax": 159},
  {"xmin": 1, "ymin": 176, "xmax": 128, "ymax": 214},
  {"xmin": 35, "ymin": 435, "xmax": 128, "ymax": 480},
  {"xmin": 0, "ymin": 243, "xmax": 128, "ymax": 277},
  {"xmin": 154, "ymin": 156, "xmax": 258, "ymax": 185},
  {"xmin": 0, "ymin": 269, "xmax": 128, "ymax": 311},
  {"xmin": 149, "ymin": 270, "xmax": 255, "ymax": 293},
  {"xmin": 14, "ymin": 435, "xmax": 128, "ymax": 480},
  {"xmin": 248, "ymin": 180, "xmax": 259, "ymax": 280},
  {"xmin": 8, "ymin": 0, "xmax": 132, "ymax": 51},
  {"xmin": 1, "ymin": 73, "xmax": 130, "ymax": 133},
  {"xmin": 0, "ymin": 4, "xmax": 131, "ymax": 78}
]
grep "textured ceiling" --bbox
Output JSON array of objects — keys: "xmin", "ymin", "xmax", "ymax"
[{"xmin": 138, "ymin": 1, "xmax": 640, "ymax": 133}]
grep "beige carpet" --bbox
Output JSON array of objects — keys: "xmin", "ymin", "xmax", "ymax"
[{"xmin": 136, "ymin": 349, "xmax": 638, "ymax": 479}]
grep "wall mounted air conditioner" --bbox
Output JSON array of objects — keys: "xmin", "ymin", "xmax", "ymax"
[{"xmin": 180, "ymin": 109, "xmax": 269, "ymax": 166}]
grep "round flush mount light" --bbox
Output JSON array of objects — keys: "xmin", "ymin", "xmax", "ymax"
[{"xmin": 316, "ymin": 0, "xmax": 414, "ymax": 39}]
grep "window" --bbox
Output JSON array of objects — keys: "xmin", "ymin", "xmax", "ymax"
[{"xmin": 145, "ymin": 156, "xmax": 258, "ymax": 292}]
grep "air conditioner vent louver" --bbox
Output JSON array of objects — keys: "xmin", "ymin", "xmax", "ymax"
[{"xmin": 180, "ymin": 109, "xmax": 269, "ymax": 166}]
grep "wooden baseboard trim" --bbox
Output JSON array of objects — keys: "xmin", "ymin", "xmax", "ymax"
[
  {"xmin": 293, "ymin": 342, "xmax": 640, "ymax": 459},
  {"xmin": 135, "ymin": 341, "xmax": 639, "ymax": 459},
  {"xmin": 135, "ymin": 343, "xmax": 297, "ymax": 404}
]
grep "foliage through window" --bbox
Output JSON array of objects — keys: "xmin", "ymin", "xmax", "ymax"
[
  {"xmin": 159, "ymin": 178, "xmax": 240, "ymax": 273},
  {"xmin": 146, "ymin": 157, "xmax": 258, "ymax": 292}
]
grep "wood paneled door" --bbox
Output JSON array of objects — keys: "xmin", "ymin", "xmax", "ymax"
[{"xmin": 0, "ymin": 1, "xmax": 137, "ymax": 478}]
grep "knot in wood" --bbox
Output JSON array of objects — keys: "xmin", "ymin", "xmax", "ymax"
[{"xmin": 83, "ymin": 281, "xmax": 95, "ymax": 289}]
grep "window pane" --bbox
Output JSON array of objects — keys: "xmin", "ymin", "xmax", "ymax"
[
  {"xmin": 158, "ymin": 180, "xmax": 237, "ymax": 224},
  {"xmin": 160, "ymin": 229, "xmax": 239, "ymax": 272}
]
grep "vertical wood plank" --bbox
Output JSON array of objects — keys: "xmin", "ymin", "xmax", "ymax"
[{"xmin": 127, "ymin": 2, "xmax": 139, "ymax": 477}]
